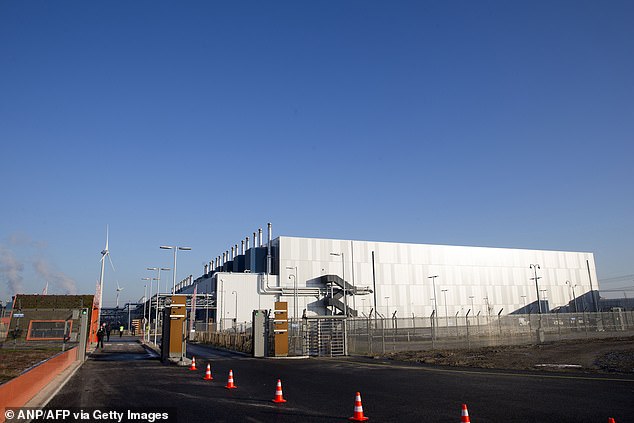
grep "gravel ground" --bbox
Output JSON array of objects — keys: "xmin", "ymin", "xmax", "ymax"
[{"xmin": 381, "ymin": 336, "xmax": 634, "ymax": 373}]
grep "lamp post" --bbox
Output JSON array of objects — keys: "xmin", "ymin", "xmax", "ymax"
[
  {"xmin": 160, "ymin": 245, "xmax": 192, "ymax": 294},
  {"xmin": 140, "ymin": 280, "xmax": 149, "ymax": 340},
  {"xmin": 566, "ymin": 280, "xmax": 579, "ymax": 312},
  {"xmin": 286, "ymin": 266, "xmax": 298, "ymax": 324},
  {"xmin": 148, "ymin": 267, "xmax": 170, "ymax": 345},
  {"xmin": 142, "ymin": 276, "xmax": 158, "ymax": 342},
  {"xmin": 232, "ymin": 291, "xmax": 238, "ymax": 331},
  {"xmin": 330, "ymin": 253, "xmax": 346, "ymax": 316},
  {"xmin": 441, "ymin": 289, "xmax": 449, "ymax": 328},
  {"xmin": 428, "ymin": 275, "xmax": 439, "ymax": 327},
  {"xmin": 529, "ymin": 264, "xmax": 542, "ymax": 314}
]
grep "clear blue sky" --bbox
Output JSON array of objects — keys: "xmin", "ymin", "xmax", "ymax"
[{"xmin": 1, "ymin": 1, "xmax": 633, "ymax": 306}]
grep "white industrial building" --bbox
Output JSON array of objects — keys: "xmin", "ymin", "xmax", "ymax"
[{"xmin": 179, "ymin": 225, "xmax": 600, "ymax": 330}]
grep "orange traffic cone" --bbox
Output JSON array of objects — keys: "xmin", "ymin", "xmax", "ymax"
[
  {"xmin": 203, "ymin": 364, "xmax": 213, "ymax": 380},
  {"xmin": 272, "ymin": 379, "xmax": 287, "ymax": 403},
  {"xmin": 225, "ymin": 369, "xmax": 237, "ymax": 389},
  {"xmin": 461, "ymin": 404, "xmax": 471, "ymax": 423},
  {"xmin": 189, "ymin": 356, "xmax": 197, "ymax": 371},
  {"xmin": 608, "ymin": 419, "xmax": 616, "ymax": 423},
  {"xmin": 349, "ymin": 392, "xmax": 369, "ymax": 421}
]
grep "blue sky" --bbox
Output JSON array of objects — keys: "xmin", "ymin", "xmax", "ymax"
[{"xmin": 1, "ymin": 1, "xmax": 633, "ymax": 306}]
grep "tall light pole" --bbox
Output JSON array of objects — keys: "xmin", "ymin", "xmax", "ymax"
[
  {"xmin": 428, "ymin": 275, "xmax": 439, "ymax": 327},
  {"xmin": 529, "ymin": 264, "xmax": 542, "ymax": 314},
  {"xmin": 232, "ymin": 291, "xmax": 238, "ymax": 330},
  {"xmin": 540, "ymin": 289, "xmax": 548, "ymax": 311},
  {"xmin": 141, "ymin": 280, "xmax": 149, "ymax": 340},
  {"xmin": 286, "ymin": 266, "xmax": 298, "ymax": 325},
  {"xmin": 142, "ymin": 276, "xmax": 157, "ymax": 342},
  {"xmin": 566, "ymin": 280, "xmax": 579, "ymax": 312},
  {"xmin": 148, "ymin": 267, "xmax": 170, "ymax": 345},
  {"xmin": 441, "ymin": 289, "xmax": 449, "ymax": 328},
  {"xmin": 330, "ymin": 253, "xmax": 346, "ymax": 316},
  {"xmin": 160, "ymin": 245, "xmax": 192, "ymax": 294}
]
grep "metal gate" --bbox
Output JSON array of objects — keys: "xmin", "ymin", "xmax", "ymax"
[{"xmin": 304, "ymin": 317, "xmax": 346, "ymax": 357}]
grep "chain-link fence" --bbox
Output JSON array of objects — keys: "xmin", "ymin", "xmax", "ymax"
[
  {"xmin": 192, "ymin": 309, "xmax": 633, "ymax": 357},
  {"xmin": 347, "ymin": 310, "xmax": 634, "ymax": 355}
]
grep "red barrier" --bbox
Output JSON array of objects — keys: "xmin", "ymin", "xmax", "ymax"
[{"xmin": 0, "ymin": 347, "xmax": 77, "ymax": 422}]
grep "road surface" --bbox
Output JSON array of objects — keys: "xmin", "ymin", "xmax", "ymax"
[{"xmin": 45, "ymin": 338, "xmax": 634, "ymax": 422}]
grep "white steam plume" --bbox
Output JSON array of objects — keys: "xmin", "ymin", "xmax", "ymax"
[
  {"xmin": 0, "ymin": 245, "xmax": 24, "ymax": 294},
  {"xmin": 33, "ymin": 259, "xmax": 77, "ymax": 295}
]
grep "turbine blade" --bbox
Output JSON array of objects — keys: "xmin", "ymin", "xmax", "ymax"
[{"xmin": 107, "ymin": 253, "xmax": 117, "ymax": 273}]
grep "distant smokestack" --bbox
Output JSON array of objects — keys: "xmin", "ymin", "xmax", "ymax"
[
  {"xmin": 267, "ymin": 222, "xmax": 272, "ymax": 275},
  {"xmin": 258, "ymin": 228, "xmax": 263, "ymax": 247},
  {"xmin": 241, "ymin": 240, "xmax": 245, "ymax": 255},
  {"xmin": 246, "ymin": 236, "xmax": 250, "ymax": 250},
  {"xmin": 231, "ymin": 246, "xmax": 235, "ymax": 260},
  {"xmin": 235, "ymin": 244, "xmax": 238, "ymax": 257},
  {"xmin": 253, "ymin": 231, "xmax": 257, "ymax": 248},
  {"xmin": 204, "ymin": 264, "xmax": 208, "ymax": 274}
]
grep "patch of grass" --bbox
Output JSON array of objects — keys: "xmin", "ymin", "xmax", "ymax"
[{"xmin": 0, "ymin": 347, "xmax": 63, "ymax": 384}]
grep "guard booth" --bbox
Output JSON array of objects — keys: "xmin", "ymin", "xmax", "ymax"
[
  {"xmin": 273, "ymin": 301, "xmax": 289, "ymax": 357},
  {"xmin": 161, "ymin": 295, "xmax": 187, "ymax": 364}
]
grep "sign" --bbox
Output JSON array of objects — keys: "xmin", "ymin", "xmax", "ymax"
[{"xmin": 14, "ymin": 313, "xmax": 24, "ymax": 317}]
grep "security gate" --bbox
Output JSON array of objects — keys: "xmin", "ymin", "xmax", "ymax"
[{"xmin": 304, "ymin": 316, "xmax": 346, "ymax": 357}]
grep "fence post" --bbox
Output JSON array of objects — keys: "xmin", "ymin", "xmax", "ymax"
[
  {"xmin": 465, "ymin": 309, "xmax": 471, "ymax": 350},
  {"xmin": 381, "ymin": 317, "xmax": 386, "ymax": 354}
]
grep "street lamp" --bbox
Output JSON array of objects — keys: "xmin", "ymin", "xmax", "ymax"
[
  {"xmin": 142, "ymin": 276, "xmax": 158, "ymax": 342},
  {"xmin": 428, "ymin": 275, "xmax": 439, "ymax": 327},
  {"xmin": 566, "ymin": 281, "xmax": 579, "ymax": 312},
  {"xmin": 148, "ymin": 267, "xmax": 170, "ymax": 345},
  {"xmin": 232, "ymin": 291, "xmax": 238, "ymax": 330},
  {"xmin": 140, "ymin": 279, "xmax": 149, "ymax": 340},
  {"xmin": 160, "ymin": 245, "xmax": 192, "ymax": 294},
  {"xmin": 330, "ymin": 253, "xmax": 346, "ymax": 316},
  {"xmin": 529, "ymin": 264, "xmax": 542, "ymax": 314},
  {"xmin": 286, "ymin": 266, "xmax": 298, "ymax": 324},
  {"xmin": 540, "ymin": 289, "xmax": 548, "ymax": 311},
  {"xmin": 441, "ymin": 289, "xmax": 449, "ymax": 328}
]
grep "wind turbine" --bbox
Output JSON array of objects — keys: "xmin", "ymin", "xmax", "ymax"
[
  {"xmin": 96, "ymin": 226, "xmax": 118, "ymax": 323},
  {"xmin": 115, "ymin": 282, "xmax": 124, "ymax": 308}
]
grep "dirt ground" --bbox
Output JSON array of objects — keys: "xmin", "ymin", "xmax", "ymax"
[
  {"xmin": 0, "ymin": 347, "xmax": 63, "ymax": 384},
  {"xmin": 382, "ymin": 336, "xmax": 634, "ymax": 374}
]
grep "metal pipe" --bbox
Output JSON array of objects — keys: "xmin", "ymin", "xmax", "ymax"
[{"xmin": 267, "ymin": 223, "xmax": 272, "ymax": 275}]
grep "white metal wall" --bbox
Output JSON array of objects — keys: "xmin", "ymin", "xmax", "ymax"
[{"xmin": 277, "ymin": 236, "xmax": 598, "ymax": 319}]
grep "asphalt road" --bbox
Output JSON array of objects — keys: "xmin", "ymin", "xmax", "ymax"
[{"xmin": 45, "ymin": 338, "xmax": 634, "ymax": 423}]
